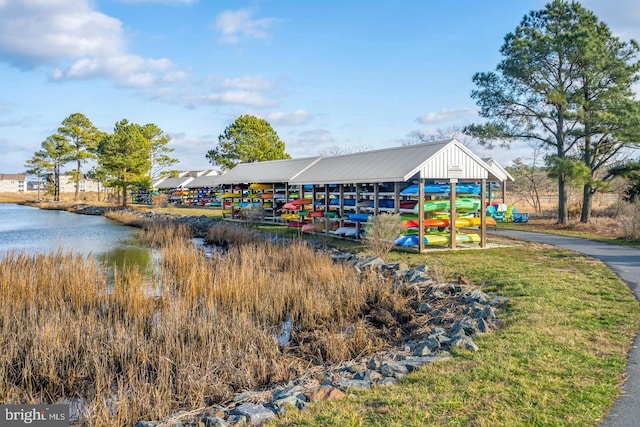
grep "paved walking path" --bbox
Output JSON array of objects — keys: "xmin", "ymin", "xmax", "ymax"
[{"xmin": 490, "ymin": 229, "xmax": 640, "ymax": 427}]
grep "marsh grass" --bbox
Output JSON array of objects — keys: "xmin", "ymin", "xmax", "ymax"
[{"xmin": 0, "ymin": 222, "xmax": 406, "ymax": 426}]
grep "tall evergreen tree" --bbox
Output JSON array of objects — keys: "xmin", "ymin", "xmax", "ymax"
[
  {"xmin": 97, "ymin": 120, "xmax": 151, "ymax": 207},
  {"xmin": 468, "ymin": 0, "xmax": 640, "ymax": 224},
  {"xmin": 37, "ymin": 134, "xmax": 73, "ymax": 201},
  {"xmin": 140, "ymin": 123, "xmax": 178, "ymax": 181},
  {"xmin": 58, "ymin": 113, "xmax": 104, "ymax": 200},
  {"xmin": 206, "ymin": 115, "xmax": 290, "ymax": 170}
]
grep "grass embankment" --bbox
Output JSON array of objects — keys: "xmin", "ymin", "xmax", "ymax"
[
  {"xmin": 275, "ymin": 243, "xmax": 640, "ymax": 426},
  {"xmin": 0, "ymin": 221, "xmax": 408, "ymax": 426}
]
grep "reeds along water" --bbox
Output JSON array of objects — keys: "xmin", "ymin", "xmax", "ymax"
[{"xmin": 0, "ymin": 222, "xmax": 408, "ymax": 426}]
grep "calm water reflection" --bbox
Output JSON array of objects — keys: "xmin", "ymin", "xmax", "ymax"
[{"xmin": 0, "ymin": 203, "xmax": 155, "ymax": 274}]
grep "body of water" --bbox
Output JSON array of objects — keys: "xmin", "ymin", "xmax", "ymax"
[{"xmin": 0, "ymin": 203, "xmax": 154, "ymax": 270}]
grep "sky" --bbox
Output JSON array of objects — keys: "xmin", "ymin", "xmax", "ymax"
[{"xmin": 1, "ymin": 0, "xmax": 639, "ymax": 175}]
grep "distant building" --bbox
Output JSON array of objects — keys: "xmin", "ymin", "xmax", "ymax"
[
  {"xmin": 26, "ymin": 181, "xmax": 47, "ymax": 192},
  {"xmin": 58, "ymin": 174, "xmax": 101, "ymax": 193},
  {"xmin": 0, "ymin": 173, "xmax": 27, "ymax": 192}
]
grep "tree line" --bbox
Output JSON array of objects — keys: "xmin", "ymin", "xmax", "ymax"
[
  {"xmin": 468, "ymin": 0, "xmax": 640, "ymax": 224},
  {"xmin": 24, "ymin": 113, "xmax": 177, "ymax": 206}
]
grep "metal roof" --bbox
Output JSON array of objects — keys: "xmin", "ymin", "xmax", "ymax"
[
  {"xmin": 215, "ymin": 156, "xmax": 321, "ymax": 185},
  {"xmin": 186, "ymin": 174, "xmax": 223, "ymax": 188},
  {"xmin": 482, "ymin": 158, "xmax": 515, "ymax": 182},
  {"xmin": 155, "ymin": 176, "xmax": 194, "ymax": 189},
  {"xmin": 289, "ymin": 139, "xmax": 492, "ymax": 185}
]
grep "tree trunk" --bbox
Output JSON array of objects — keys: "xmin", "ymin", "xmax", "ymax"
[
  {"xmin": 557, "ymin": 174, "xmax": 568, "ymax": 224},
  {"xmin": 580, "ymin": 184, "xmax": 593, "ymax": 223},
  {"xmin": 75, "ymin": 160, "xmax": 81, "ymax": 201},
  {"xmin": 122, "ymin": 185, "xmax": 128, "ymax": 207}
]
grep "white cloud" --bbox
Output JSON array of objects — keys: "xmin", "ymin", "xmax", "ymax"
[
  {"xmin": 189, "ymin": 91, "xmax": 276, "ymax": 108},
  {"xmin": 0, "ymin": 0, "xmax": 185, "ymax": 89},
  {"xmin": 416, "ymin": 108, "xmax": 477, "ymax": 125},
  {"xmin": 53, "ymin": 54, "xmax": 174, "ymax": 88},
  {"xmin": 222, "ymin": 76, "xmax": 274, "ymax": 91},
  {"xmin": 117, "ymin": 0, "xmax": 196, "ymax": 4},
  {"xmin": 213, "ymin": 8, "xmax": 282, "ymax": 44},
  {"xmin": 263, "ymin": 110, "xmax": 311, "ymax": 126},
  {"xmin": 581, "ymin": 0, "xmax": 640, "ymax": 41},
  {"xmin": 0, "ymin": 0, "xmax": 123, "ymax": 68}
]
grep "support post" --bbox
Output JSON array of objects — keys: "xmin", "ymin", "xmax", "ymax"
[
  {"xmin": 480, "ymin": 178, "xmax": 487, "ymax": 248},
  {"xmin": 449, "ymin": 180, "xmax": 457, "ymax": 249},
  {"xmin": 418, "ymin": 179, "xmax": 425, "ymax": 252}
]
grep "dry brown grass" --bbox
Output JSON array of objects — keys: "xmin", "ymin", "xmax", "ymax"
[{"xmin": 0, "ymin": 222, "xmax": 407, "ymax": 426}]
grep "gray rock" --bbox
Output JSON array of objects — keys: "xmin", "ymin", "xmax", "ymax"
[
  {"xmin": 366, "ymin": 356, "xmax": 383, "ymax": 370},
  {"xmin": 229, "ymin": 403, "xmax": 274, "ymax": 425},
  {"xmin": 465, "ymin": 288, "xmax": 488, "ymax": 304},
  {"xmin": 380, "ymin": 362, "xmax": 409, "ymax": 379},
  {"xmin": 413, "ymin": 342, "xmax": 432, "ymax": 356},
  {"xmin": 272, "ymin": 392, "xmax": 307, "ymax": 413},
  {"xmin": 477, "ymin": 305, "xmax": 496, "ymax": 320},
  {"xmin": 272, "ymin": 384, "xmax": 303, "ymax": 400},
  {"xmin": 406, "ymin": 269, "xmax": 431, "ymax": 284},
  {"xmin": 226, "ymin": 414, "xmax": 247, "ymax": 426},
  {"xmin": 489, "ymin": 296, "xmax": 509, "ymax": 306},
  {"xmin": 416, "ymin": 302, "xmax": 432, "ymax": 313},
  {"xmin": 336, "ymin": 378, "xmax": 373, "ymax": 391},
  {"xmin": 374, "ymin": 377, "xmax": 399, "ymax": 387},
  {"xmin": 134, "ymin": 422, "xmax": 158, "ymax": 427},
  {"xmin": 449, "ymin": 335, "xmax": 479, "ymax": 352},
  {"xmin": 353, "ymin": 369, "xmax": 382, "ymax": 382},
  {"xmin": 477, "ymin": 318, "xmax": 489, "ymax": 333},
  {"xmin": 202, "ymin": 416, "xmax": 229, "ymax": 427},
  {"xmin": 354, "ymin": 256, "xmax": 386, "ymax": 272}
]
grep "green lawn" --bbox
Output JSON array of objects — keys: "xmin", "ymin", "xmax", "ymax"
[{"xmin": 272, "ymin": 243, "xmax": 640, "ymax": 426}]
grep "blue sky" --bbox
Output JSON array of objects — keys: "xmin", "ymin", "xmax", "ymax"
[{"xmin": 1, "ymin": 0, "xmax": 638, "ymax": 174}]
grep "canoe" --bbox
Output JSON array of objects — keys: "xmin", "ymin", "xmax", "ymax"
[
  {"xmin": 261, "ymin": 193, "xmax": 274, "ymax": 199},
  {"xmin": 413, "ymin": 198, "xmax": 481, "ymax": 213},
  {"xmin": 308, "ymin": 211, "xmax": 325, "ymax": 217}
]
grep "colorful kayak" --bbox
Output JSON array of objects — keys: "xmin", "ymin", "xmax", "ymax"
[
  {"xmin": 403, "ymin": 217, "xmax": 497, "ymax": 228},
  {"xmin": 220, "ymin": 192, "xmax": 241, "ymax": 199},
  {"xmin": 301, "ymin": 223, "xmax": 322, "ymax": 232},
  {"xmin": 282, "ymin": 203, "xmax": 300, "ymax": 210},
  {"xmin": 401, "ymin": 184, "xmax": 481, "ymax": 195},
  {"xmin": 249, "ymin": 183, "xmax": 272, "ymax": 190},
  {"xmin": 403, "ymin": 218, "xmax": 448, "ymax": 228},
  {"xmin": 413, "ymin": 198, "xmax": 481, "ymax": 213},
  {"xmin": 395, "ymin": 233, "xmax": 481, "ymax": 247},
  {"xmin": 281, "ymin": 213, "xmax": 300, "ymax": 220},
  {"xmin": 348, "ymin": 213, "xmax": 371, "ymax": 223},
  {"xmin": 291, "ymin": 198, "xmax": 312, "ymax": 206}
]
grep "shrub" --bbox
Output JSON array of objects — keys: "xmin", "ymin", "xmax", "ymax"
[{"xmin": 365, "ymin": 213, "xmax": 405, "ymax": 259}]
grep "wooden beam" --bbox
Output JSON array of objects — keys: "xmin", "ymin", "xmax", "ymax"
[
  {"xmin": 480, "ymin": 178, "xmax": 487, "ymax": 248},
  {"xmin": 418, "ymin": 179, "xmax": 425, "ymax": 252},
  {"xmin": 449, "ymin": 180, "xmax": 457, "ymax": 250}
]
